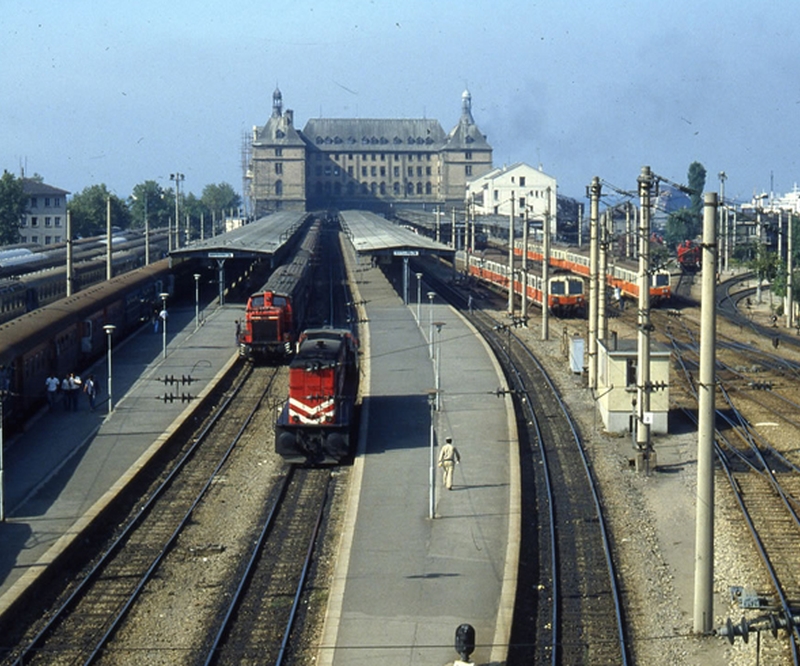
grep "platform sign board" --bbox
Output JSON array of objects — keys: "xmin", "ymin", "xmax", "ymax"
[
  {"xmin": 208, "ymin": 252, "xmax": 234, "ymax": 259},
  {"xmin": 393, "ymin": 250, "xmax": 419, "ymax": 256}
]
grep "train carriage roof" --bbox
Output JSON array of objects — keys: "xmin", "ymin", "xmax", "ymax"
[{"xmin": 0, "ymin": 260, "xmax": 173, "ymax": 366}]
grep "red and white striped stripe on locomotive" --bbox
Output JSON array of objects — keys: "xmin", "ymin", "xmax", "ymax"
[{"xmin": 275, "ymin": 327, "xmax": 359, "ymax": 464}]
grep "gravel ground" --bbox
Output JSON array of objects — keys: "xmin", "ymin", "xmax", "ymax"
[{"xmin": 493, "ymin": 275, "xmax": 795, "ymax": 665}]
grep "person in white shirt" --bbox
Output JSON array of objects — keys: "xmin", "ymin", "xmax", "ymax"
[{"xmin": 45, "ymin": 373, "xmax": 60, "ymax": 411}]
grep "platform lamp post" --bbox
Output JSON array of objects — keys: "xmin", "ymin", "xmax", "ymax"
[
  {"xmin": 415, "ymin": 273, "xmax": 423, "ymax": 323},
  {"xmin": 160, "ymin": 292, "xmax": 169, "ymax": 359},
  {"xmin": 427, "ymin": 291, "xmax": 435, "ymax": 359},
  {"xmin": 427, "ymin": 389, "xmax": 437, "ymax": 519},
  {"xmin": 103, "ymin": 324, "xmax": 116, "ymax": 414},
  {"xmin": 194, "ymin": 273, "xmax": 201, "ymax": 330},
  {"xmin": 433, "ymin": 322, "xmax": 446, "ymax": 410}
]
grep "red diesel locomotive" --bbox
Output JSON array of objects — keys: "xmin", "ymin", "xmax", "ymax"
[
  {"xmin": 275, "ymin": 327, "xmax": 359, "ymax": 464},
  {"xmin": 239, "ymin": 221, "xmax": 320, "ymax": 361}
]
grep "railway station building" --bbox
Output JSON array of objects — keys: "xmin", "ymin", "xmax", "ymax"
[{"xmin": 248, "ymin": 88, "xmax": 493, "ymax": 217}]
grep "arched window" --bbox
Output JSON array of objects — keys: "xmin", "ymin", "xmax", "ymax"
[
  {"xmin": 380, "ymin": 182, "xmax": 386, "ymax": 195},
  {"xmin": 416, "ymin": 182, "xmax": 423, "ymax": 194},
  {"xmin": 406, "ymin": 182, "xmax": 414, "ymax": 195},
  {"xmin": 425, "ymin": 182, "xmax": 432, "ymax": 195},
  {"xmin": 393, "ymin": 182, "xmax": 401, "ymax": 195},
  {"xmin": 334, "ymin": 182, "xmax": 342, "ymax": 196},
  {"xmin": 347, "ymin": 182, "xmax": 356, "ymax": 196},
  {"xmin": 275, "ymin": 180, "xmax": 283, "ymax": 195}
]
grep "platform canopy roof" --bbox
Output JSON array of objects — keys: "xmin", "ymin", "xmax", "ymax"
[
  {"xmin": 339, "ymin": 209, "xmax": 453, "ymax": 257},
  {"xmin": 170, "ymin": 211, "xmax": 311, "ymax": 263}
]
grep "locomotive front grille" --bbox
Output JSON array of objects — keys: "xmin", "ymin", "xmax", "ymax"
[{"xmin": 251, "ymin": 318, "xmax": 279, "ymax": 343}]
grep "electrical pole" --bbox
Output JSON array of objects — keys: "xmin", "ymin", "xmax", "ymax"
[
  {"xmin": 718, "ymin": 172, "xmax": 727, "ymax": 272},
  {"xmin": 636, "ymin": 166, "xmax": 654, "ymax": 473},
  {"xmin": 598, "ymin": 210, "xmax": 608, "ymax": 346},
  {"xmin": 106, "ymin": 196, "xmax": 112, "ymax": 281},
  {"xmin": 788, "ymin": 210, "xmax": 794, "ymax": 329},
  {"xmin": 66, "ymin": 210, "xmax": 73, "ymax": 297},
  {"xmin": 521, "ymin": 206, "xmax": 528, "ymax": 321},
  {"xmin": 588, "ymin": 177, "xmax": 601, "ymax": 390},
  {"xmin": 693, "ymin": 191, "xmax": 718, "ymax": 634},
  {"xmin": 508, "ymin": 193, "xmax": 515, "ymax": 316},
  {"xmin": 170, "ymin": 173, "xmax": 184, "ymax": 249},
  {"xmin": 542, "ymin": 186, "xmax": 552, "ymax": 341}
]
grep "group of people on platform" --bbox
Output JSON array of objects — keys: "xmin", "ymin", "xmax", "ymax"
[{"xmin": 45, "ymin": 372, "xmax": 98, "ymax": 413}]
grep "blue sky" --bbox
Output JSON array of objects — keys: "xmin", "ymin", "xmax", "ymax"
[{"xmin": 4, "ymin": 0, "xmax": 799, "ymax": 205}]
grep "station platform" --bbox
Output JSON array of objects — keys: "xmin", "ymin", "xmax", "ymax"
[
  {"xmin": 0, "ymin": 248, "xmax": 519, "ymax": 665},
  {"xmin": 0, "ymin": 302, "xmax": 242, "ymax": 613},
  {"xmin": 319, "ymin": 250, "xmax": 519, "ymax": 665}
]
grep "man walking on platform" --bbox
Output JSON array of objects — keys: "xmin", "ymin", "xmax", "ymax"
[{"xmin": 438, "ymin": 436, "xmax": 461, "ymax": 490}]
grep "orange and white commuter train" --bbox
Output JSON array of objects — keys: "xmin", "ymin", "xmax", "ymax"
[
  {"xmin": 514, "ymin": 240, "xmax": 672, "ymax": 304},
  {"xmin": 458, "ymin": 251, "xmax": 586, "ymax": 317}
]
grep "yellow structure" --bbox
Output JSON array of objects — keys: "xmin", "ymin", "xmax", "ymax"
[{"xmin": 596, "ymin": 335, "xmax": 670, "ymax": 435}]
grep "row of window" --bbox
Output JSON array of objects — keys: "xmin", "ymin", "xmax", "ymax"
[
  {"xmin": 312, "ymin": 181, "xmax": 436, "ymax": 197},
  {"xmin": 492, "ymin": 191, "xmax": 549, "ymax": 204},
  {"xmin": 29, "ymin": 196, "xmax": 63, "ymax": 208},
  {"xmin": 314, "ymin": 135, "xmax": 437, "ymax": 146},
  {"xmin": 22, "ymin": 216, "xmax": 62, "ymax": 228},
  {"xmin": 310, "ymin": 164, "xmax": 436, "ymax": 178},
  {"xmin": 20, "ymin": 235, "xmax": 62, "ymax": 244},
  {"xmin": 308, "ymin": 151, "xmax": 438, "ymax": 162}
]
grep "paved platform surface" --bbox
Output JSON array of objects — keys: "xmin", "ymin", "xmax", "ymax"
[
  {"xmin": 0, "ymin": 302, "xmax": 242, "ymax": 613},
  {"xmin": 319, "ymin": 254, "xmax": 519, "ymax": 666}
]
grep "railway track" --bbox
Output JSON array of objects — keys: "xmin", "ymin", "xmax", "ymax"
[
  {"xmin": 652, "ymin": 287, "xmax": 800, "ymax": 658},
  {"xmin": 2, "ymin": 363, "xmax": 288, "ymax": 665},
  {"xmin": 422, "ymin": 262, "xmax": 629, "ymax": 664},
  {"xmin": 2, "ymin": 217, "xmax": 356, "ymax": 665}
]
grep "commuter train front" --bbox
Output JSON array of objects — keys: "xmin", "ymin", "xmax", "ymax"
[{"xmin": 275, "ymin": 328, "xmax": 359, "ymax": 464}]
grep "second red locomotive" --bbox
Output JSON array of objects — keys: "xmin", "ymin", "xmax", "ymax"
[{"xmin": 239, "ymin": 221, "xmax": 320, "ymax": 361}]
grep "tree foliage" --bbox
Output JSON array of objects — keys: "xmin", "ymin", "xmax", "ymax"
[
  {"xmin": 664, "ymin": 161, "xmax": 707, "ymax": 250},
  {"xmin": 201, "ymin": 182, "xmax": 241, "ymax": 216},
  {"xmin": 687, "ymin": 161, "xmax": 706, "ymax": 220},
  {"xmin": 128, "ymin": 180, "xmax": 173, "ymax": 232},
  {"xmin": 68, "ymin": 184, "xmax": 132, "ymax": 238},
  {"xmin": 0, "ymin": 170, "xmax": 26, "ymax": 245}
]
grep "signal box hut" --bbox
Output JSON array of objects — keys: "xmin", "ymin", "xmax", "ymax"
[{"xmin": 596, "ymin": 334, "xmax": 670, "ymax": 435}]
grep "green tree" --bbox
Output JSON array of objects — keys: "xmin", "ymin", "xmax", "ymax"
[
  {"xmin": 202, "ymin": 182, "xmax": 242, "ymax": 233},
  {"xmin": 129, "ymin": 180, "xmax": 172, "ymax": 233},
  {"xmin": 664, "ymin": 161, "xmax": 707, "ymax": 250},
  {"xmin": 201, "ymin": 182, "xmax": 241, "ymax": 215},
  {"xmin": 0, "ymin": 170, "xmax": 26, "ymax": 245},
  {"xmin": 687, "ymin": 161, "xmax": 706, "ymax": 223},
  {"xmin": 68, "ymin": 184, "xmax": 132, "ymax": 238}
]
